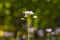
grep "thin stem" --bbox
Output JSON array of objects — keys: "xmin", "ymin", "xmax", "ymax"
[
  {"xmin": 47, "ymin": 33, "xmax": 51, "ymax": 40},
  {"xmin": 27, "ymin": 14, "xmax": 31, "ymax": 40}
]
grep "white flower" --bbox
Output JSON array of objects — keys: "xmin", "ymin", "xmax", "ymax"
[
  {"xmin": 30, "ymin": 27, "xmax": 37, "ymax": 33},
  {"xmin": 51, "ymin": 32, "xmax": 55, "ymax": 35},
  {"xmin": 22, "ymin": 35, "xmax": 26, "ymax": 39},
  {"xmin": 3, "ymin": 32, "xmax": 14, "ymax": 37},
  {"xmin": 23, "ymin": 11, "xmax": 34, "ymax": 15},
  {"xmin": 46, "ymin": 28, "xmax": 52, "ymax": 32},
  {"xmin": 37, "ymin": 29, "xmax": 44, "ymax": 37},
  {"xmin": 33, "ymin": 16, "xmax": 37, "ymax": 18},
  {"xmin": 21, "ymin": 18, "xmax": 25, "ymax": 20}
]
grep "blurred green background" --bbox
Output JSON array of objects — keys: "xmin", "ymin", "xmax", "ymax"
[
  {"xmin": 0, "ymin": 0, "xmax": 60, "ymax": 40},
  {"xmin": 0, "ymin": 0, "xmax": 60, "ymax": 30}
]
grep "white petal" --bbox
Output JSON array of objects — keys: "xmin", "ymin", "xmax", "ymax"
[
  {"xmin": 33, "ymin": 16, "xmax": 37, "ymax": 18},
  {"xmin": 23, "ymin": 11, "xmax": 34, "ymax": 15},
  {"xmin": 29, "ymin": 11, "xmax": 34, "ymax": 14},
  {"xmin": 21, "ymin": 18, "xmax": 25, "ymax": 20},
  {"xmin": 46, "ymin": 28, "xmax": 52, "ymax": 32}
]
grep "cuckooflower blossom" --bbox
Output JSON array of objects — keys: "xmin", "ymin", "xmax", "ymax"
[
  {"xmin": 55, "ymin": 27, "xmax": 60, "ymax": 34},
  {"xmin": 30, "ymin": 27, "xmax": 37, "ymax": 33},
  {"xmin": 23, "ymin": 11, "xmax": 34, "ymax": 15},
  {"xmin": 3, "ymin": 32, "xmax": 14, "ymax": 37},
  {"xmin": 51, "ymin": 32, "xmax": 55, "ymax": 35},
  {"xmin": 37, "ymin": 29, "xmax": 44, "ymax": 37},
  {"xmin": 46, "ymin": 28, "xmax": 52, "ymax": 32},
  {"xmin": 33, "ymin": 16, "xmax": 37, "ymax": 18}
]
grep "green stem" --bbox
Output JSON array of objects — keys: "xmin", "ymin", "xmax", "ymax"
[
  {"xmin": 47, "ymin": 33, "xmax": 51, "ymax": 40},
  {"xmin": 27, "ymin": 14, "xmax": 31, "ymax": 40}
]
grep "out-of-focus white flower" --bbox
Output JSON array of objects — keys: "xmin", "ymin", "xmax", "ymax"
[
  {"xmin": 8, "ymin": 32, "xmax": 14, "ymax": 36},
  {"xmin": 22, "ymin": 35, "xmax": 26, "ymax": 39},
  {"xmin": 51, "ymin": 32, "xmax": 55, "ymax": 35},
  {"xmin": 46, "ymin": 28, "xmax": 52, "ymax": 32},
  {"xmin": 3, "ymin": 32, "xmax": 14, "ymax": 37},
  {"xmin": 55, "ymin": 27, "xmax": 60, "ymax": 34},
  {"xmin": 21, "ymin": 18, "xmax": 25, "ymax": 20},
  {"xmin": 26, "ymin": 27, "xmax": 37, "ymax": 33},
  {"xmin": 30, "ymin": 27, "xmax": 37, "ymax": 33},
  {"xmin": 33, "ymin": 16, "xmax": 37, "ymax": 18},
  {"xmin": 23, "ymin": 11, "xmax": 34, "ymax": 15},
  {"xmin": 37, "ymin": 29, "xmax": 44, "ymax": 37}
]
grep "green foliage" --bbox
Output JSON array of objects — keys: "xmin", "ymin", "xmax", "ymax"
[{"xmin": 0, "ymin": 0, "xmax": 60, "ymax": 31}]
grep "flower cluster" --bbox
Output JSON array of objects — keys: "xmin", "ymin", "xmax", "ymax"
[
  {"xmin": 23, "ymin": 11, "xmax": 37, "ymax": 19},
  {"xmin": 23, "ymin": 11, "xmax": 34, "ymax": 15}
]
